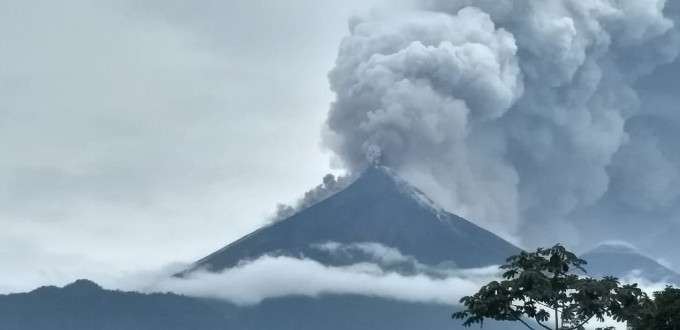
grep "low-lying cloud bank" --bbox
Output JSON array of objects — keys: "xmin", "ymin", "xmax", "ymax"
[
  {"xmin": 98, "ymin": 241, "xmax": 664, "ymax": 330},
  {"xmin": 152, "ymin": 254, "xmax": 500, "ymax": 306},
  {"xmin": 148, "ymin": 244, "xmax": 678, "ymax": 309}
]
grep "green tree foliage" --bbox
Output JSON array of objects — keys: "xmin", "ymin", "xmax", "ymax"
[
  {"xmin": 629, "ymin": 286, "xmax": 680, "ymax": 330},
  {"xmin": 452, "ymin": 244, "xmax": 647, "ymax": 330}
]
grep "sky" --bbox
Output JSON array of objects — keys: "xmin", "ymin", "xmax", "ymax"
[
  {"xmin": 3, "ymin": 0, "xmax": 680, "ymax": 295},
  {"xmin": 0, "ymin": 0, "xmax": 397, "ymax": 292}
]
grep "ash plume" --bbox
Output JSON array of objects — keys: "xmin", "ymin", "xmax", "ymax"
[
  {"xmin": 323, "ymin": 0, "xmax": 680, "ymax": 253},
  {"xmin": 272, "ymin": 173, "xmax": 354, "ymax": 221}
]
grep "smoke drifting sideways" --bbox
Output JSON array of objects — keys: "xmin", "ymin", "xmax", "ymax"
[
  {"xmin": 322, "ymin": 0, "xmax": 680, "ymax": 261},
  {"xmin": 272, "ymin": 173, "xmax": 355, "ymax": 221}
]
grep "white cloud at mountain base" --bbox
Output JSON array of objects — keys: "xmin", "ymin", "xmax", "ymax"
[{"xmin": 152, "ymin": 251, "xmax": 500, "ymax": 306}]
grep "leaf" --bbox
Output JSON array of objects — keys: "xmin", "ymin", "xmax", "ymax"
[{"xmin": 452, "ymin": 244, "xmax": 648, "ymax": 330}]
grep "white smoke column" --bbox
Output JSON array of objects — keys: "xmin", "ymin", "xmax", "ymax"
[{"xmin": 324, "ymin": 0, "xmax": 680, "ymax": 245}]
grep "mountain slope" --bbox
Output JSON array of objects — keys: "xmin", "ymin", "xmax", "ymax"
[
  {"xmin": 581, "ymin": 242, "xmax": 680, "ymax": 285},
  {"xmin": 184, "ymin": 166, "xmax": 519, "ymax": 274}
]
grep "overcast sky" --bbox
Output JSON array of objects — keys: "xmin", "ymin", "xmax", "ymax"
[
  {"xmin": 4, "ymin": 0, "xmax": 680, "ymax": 294},
  {"xmin": 0, "ymin": 0, "xmax": 397, "ymax": 292}
]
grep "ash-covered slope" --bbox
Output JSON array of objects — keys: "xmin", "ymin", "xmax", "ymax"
[
  {"xmin": 581, "ymin": 242, "xmax": 680, "ymax": 285},
  {"xmin": 183, "ymin": 166, "xmax": 519, "ymax": 274}
]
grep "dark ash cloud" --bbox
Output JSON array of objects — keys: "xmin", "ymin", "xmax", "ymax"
[{"xmin": 323, "ymin": 0, "xmax": 680, "ymax": 264}]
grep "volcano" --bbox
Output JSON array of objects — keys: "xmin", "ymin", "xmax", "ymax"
[
  {"xmin": 4, "ymin": 166, "xmax": 528, "ymax": 330},
  {"xmin": 181, "ymin": 165, "xmax": 520, "ymax": 275},
  {"xmin": 168, "ymin": 165, "xmax": 524, "ymax": 330}
]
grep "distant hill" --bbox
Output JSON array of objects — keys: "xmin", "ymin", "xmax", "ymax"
[
  {"xmin": 0, "ymin": 279, "xmax": 244, "ymax": 330},
  {"xmin": 0, "ymin": 279, "xmax": 526, "ymax": 330},
  {"xmin": 581, "ymin": 242, "xmax": 680, "ymax": 285}
]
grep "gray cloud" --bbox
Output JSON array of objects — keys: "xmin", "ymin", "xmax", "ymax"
[
  {"xmin": 5, "ymin": 0, "xmax": 680, "ymax": 294},
  {"xmin": 325, "ymin": 7, "xmax": 523, "ymax": 236},
  {"xmin": 323, "ymin": 0, "xmax": 680, "ymax": 258}
]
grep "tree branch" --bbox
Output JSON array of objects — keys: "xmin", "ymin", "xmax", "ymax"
[
  {"xmin": 533, "ymin": 317, "xmax": 552, "ymax": 330},
  {"xmin": 529, "ymin": 299, "xmax": 557, "ymax": 311},
  {"xmin": 507, "ymin": 304, "xmax": 552, "ymax": 330},
  {"xmin": 507, "ymin": 308, "xmax": 547, "ymax": 330},
  {"xmin": 522, "ymin": 298, "xmax": 555, "ymax": 330},
  {"xmin": 562, "ymin": 314, "xmax": 595, "ymax": 330},
  {"xmin": 513, "ymin": 315, "xmax": 538, "ymax": 330}
]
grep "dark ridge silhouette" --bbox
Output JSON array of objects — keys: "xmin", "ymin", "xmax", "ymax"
[
  {"xmin": 0, "ymin": 279, "xmax": 244, "ymax": 330},
  {"xmin": 0, "ymin": 279, "xmax": 526, "ymax": 330}
]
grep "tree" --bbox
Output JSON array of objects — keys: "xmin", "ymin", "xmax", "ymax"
[
  {"xmin": 452, "ymin": 244, "xmax": 647, "ymax": 330},
  {"xmin": 629, "ymin": 286, "xmax": 680, "ymax": 330}
]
